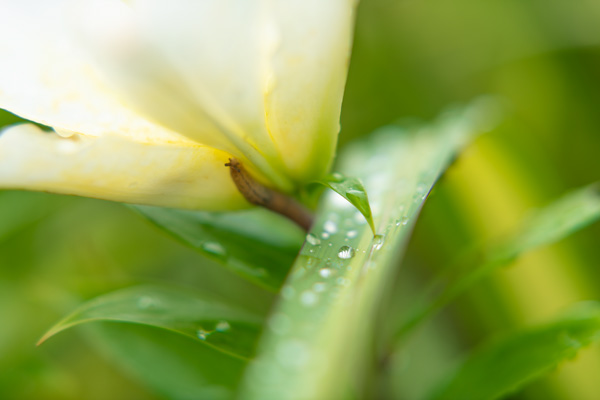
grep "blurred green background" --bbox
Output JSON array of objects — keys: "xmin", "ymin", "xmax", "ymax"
[{"xmin": 2, "ymin": 0, "xmax": 600, "ymax": 398}]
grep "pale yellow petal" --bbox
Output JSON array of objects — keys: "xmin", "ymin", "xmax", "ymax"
[
  {"xmin": 71, "ymin": 0, "xmax": 287, "ymax": 178},
  {"xmin": 0, "ymin": 1, "xmax": 195, "ymax": 146},
  {"xmin": 264, "ymin": 0, "xmax": 357, "ymax": 181},
  {"xmin": 0, "ymin": 124, "xmax": 246, "ymax": 211}
]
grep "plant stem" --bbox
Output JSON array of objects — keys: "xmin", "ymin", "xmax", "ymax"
[{"xmin": 226, "ymin": 158, "xmax": 313, "ymax": 231}]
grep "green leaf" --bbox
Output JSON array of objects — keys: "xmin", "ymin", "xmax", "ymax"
[
  {"xmin": 317, "ymin": 173, "xmax": 376, "ymax": 234},
  {"xmin": 400, "ymin": 183, "xmax": 600, "ymax": 337},
  {"xmin": 239, "ymin": 100, "xmax": 496, "ymax": 400},
  {"xmin": 492, "ymin": 183, "xmax": 600, "ymax": 262},
  {"xmin": 87, "ymin": 322, "xmax": 246, "ymax": 400},
  {"xmin": 429, "ymin": 302, "xmax": 600, "ymax": 400},
  {"xmin": 39, "ymin": 285, "xmax": 263, "ymax": 360},
  {"xmin": 132, "ymin": 207, "xmax": 305, "ymax": 290}
]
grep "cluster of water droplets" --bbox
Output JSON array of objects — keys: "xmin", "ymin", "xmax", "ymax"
[{"xmin": 196, "ymin": 320, "xmax": 231, "ymax": 341}]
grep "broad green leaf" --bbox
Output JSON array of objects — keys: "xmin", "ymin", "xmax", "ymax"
[
  {"xmin": 429, "ymin": 302, "xmax": 600, "ymax": 400},
  {"xmin": 39, "ymin": 285, "xmax": 263, "ymax": 360},
  {"xmin": 133, "ymin": 207, "xmax": 305, "ymax": 290},
  {"xmin": 239, "ymin": 100, "xmax": 497, "ymax": 400},
  {"xmin": 87, "ymin": 322, "xmax": 246, "ymax": 400},
  {"xmin": 399, "ymin": 183, "xmax": 600, "ymax": 337},
  {"xmin": 317, "ymin": 173, "xmax": 376, "ymax": 234}
]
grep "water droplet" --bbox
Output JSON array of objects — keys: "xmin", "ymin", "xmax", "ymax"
[
  {"xmin": 347, "ymin": 230, "xmax": 358, "ymax": 239},
  {"xmin": 354, "ymin": 211, "xmax": 367, "ymax": 224},
  {"xmin": 281, "ymin": 285, "xmax": 295, "ymax": 299},
  {"xmin": 197, "ymin": 329, "xmax": 211, "ymax": 340},
  {"xmin": 324, "ymin": 220, "xmax": 338, "ymax": 234},
  {"xmin": 331, "ymin": 172, "xmax": 344, "ymax": 181},
  {"xmin": 215, "ymin": 321, "xmax": 231, "ymax": 332},
  {"xmin": 328, "ymin": 243, "xmax": 333, "ymax": 247},
  {"xmin": 291, "ymin": 267, "xmax": 306, "ymax": 280},
  {"xmin": 306, "ymin": 233, "xmax": 320, "ymax": 246},
  {"xmin": 337, "ymin": 245, "xmax": 355, "ymax": 259},
  {"xmin": 373, "ymin": 235, "xmax": 385, "ymax": 250},
  {"xmin": 300, "ymin": 290, "xmax": 318, "ymax": 307},
  {"xmin": 276, "ymin": 339, "xmax": 310, "ymax": 368},
  {"xmin": 313, "ymin": 282, "xmax": 326, "ymax": 293},
  {"xmin": 202, "ymin": 241, "xmax": 226, "ymax": 257},
  {"xmin": 269, "ymin": 313, "xmax": 291, "ymax": 335},
  {"xmin": 319, "ymin": 268, "xmax": 333, "ymax": 278},
  {"xmin": 321, "ymin": 232, "xmax": 330, "ymax": 239},
  {"xmin": 337, "ymin": 277, "xmax": 350, "ymax": 287},
  {"xmin": 137, "ymin": 296, "xmax": 159, "ymax": 310}
]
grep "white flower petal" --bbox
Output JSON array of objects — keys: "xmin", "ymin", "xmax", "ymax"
[
  {"xmin": 264, "ymin": 0, "xmax": 357, "ymax": 181},
  {"xmin": 0, "ymin": 124, "xmax": 246, "ymax": 210},
  {"xmin": 72, "ymin": 0, "xmax": 284, "ymax": 174},
  {"xmin": 0, "ymin": 1, "xmax": 195, "ymax": 147},
  {"xmin": 73, "ymin": 0, "xmax": 356, "ymax": 186}
]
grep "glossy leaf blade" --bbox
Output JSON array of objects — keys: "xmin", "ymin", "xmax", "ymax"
[
  {"xmin": 429, "ymin": 303, "xmax": 600, "ymax": 400},
  {"xmin": 240, "ymin": 100, "xmax": 497, "ymax": 400},
  {"xmin": 133, "ymin": 207, "xmax": 305, "ymax": 290},
  {"xmin": 318, "ymin": 174, "xmax": 376, "ymax": 234},
  {"xmin": 39, "ymin": 285, "xmax": 263, "ymax": 360}
]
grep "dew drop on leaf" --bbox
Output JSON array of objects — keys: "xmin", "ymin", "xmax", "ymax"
[
  {"xmin": 281, "ymin": 285, "xmax": 295, "ymax": 299},
  {"xmin": 136, "ymin": 296, "xmax": 159, "ymax": 310},
  {"xmin": 336, "ymin": 277, "xmax": 350, "ymax": 287},
  {"xmin": 276, "ymin": 339, "xmax": 310, "ymax": 368},
  {"xmin": 215, "ymin": 321, "xmax": 231, "ymax": 332},
  {"xmin": 337, "ymin": 245, "xmax": 355, "ymax": 259},
  {"xmin": 300, "ymin": 290, "xmax": 318, "ymax": 307},
  {"xmin": 319, "ymin": 268, "xmax": 333, "ymax": 278},
  {"xmin": 269, "ymin": 313, "xmax": 291, "ymax": 335},
  {"xmin": 197, "ymin": 329, "xmax": 210, "ymax": 340},
  {"xmin": 202, "ymin": 241, "xmax": 226, "ymax": 257},
  {"xmin": 306, "ymin": 233, "xmax": 320, "ymax": 245},
  {"xmin": 313, "ymin": 282, "xmax": 326, "ymax": 293},
  {"xmin": 354, "ymin": 211, "xmax": 367, "ymax": 224},
  {"xmin": 373, "ymin": 235, "xmax": 385, "ymax": 250},
  {"xmin": 324, "ymin": 220, "xmax": 338, "ymax": 234}
]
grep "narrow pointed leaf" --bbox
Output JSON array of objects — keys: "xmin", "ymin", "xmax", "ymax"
[
  {"xmin": 88, "ymin": 322, "xmax": 246, "ymax": 400},
  {"xmin": 429, "ymin": 302, "xmax": 600, "ymax": 400},
  {"xmin": 133, "ymin": 207, "xmax": 305, "ymax": 290},
  {"xmin": 400, "ymin": 183, "xmax": 600, "ymax": 336},
  {"xmin": 492, "ymin": 182, "xmax": 600, "ymax": 262},
  {"xmin": 317, "ymin": 173, "xmax": 376, "ymax": 234},
  {"xmin": 39, "ymin": 285, "xmax": 263, "ymax": 360},
  {"xmin": 240, "ymin": 100, "xmax": 496, "ymax": 400}
]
